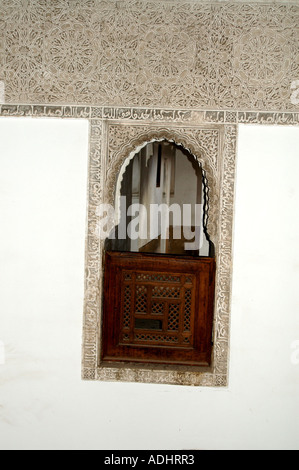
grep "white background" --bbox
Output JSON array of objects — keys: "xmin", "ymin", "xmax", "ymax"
[{"xmin": 0, "ymin": 118, "xmax": 298, "ymax": 450}]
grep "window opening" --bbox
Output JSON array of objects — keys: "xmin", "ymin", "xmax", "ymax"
[
  {"xmin": 107, "ymin": 141, "xmax": 214, "ymax": 257},
  {"xmin": 102, "ymin": 141, "xmax": 216, "ymax": 368}
]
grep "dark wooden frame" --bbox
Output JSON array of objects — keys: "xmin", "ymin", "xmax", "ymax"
[{"xmin": 101, "ymin": 252, "xmax": 216, "ymax": 367}]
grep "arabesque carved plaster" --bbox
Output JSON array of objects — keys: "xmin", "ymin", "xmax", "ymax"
[{"xmin": 0, "ymin": 0, "xmax": 298, "ymax": 112}]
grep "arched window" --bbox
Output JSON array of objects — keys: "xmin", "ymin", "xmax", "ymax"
[
  {"xmin": 102, "ymin": 141, "xmax": 216, "ymax": 367},
  {"xmin": 107, "ymin": 141, "xmax": 214, "ymax": 257}
]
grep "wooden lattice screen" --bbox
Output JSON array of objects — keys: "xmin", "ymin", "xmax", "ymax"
[{"xmin": 101, "ymin": 252, "xmax": 216, "ymax": 367}]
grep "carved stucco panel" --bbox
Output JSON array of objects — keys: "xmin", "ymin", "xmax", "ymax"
[{"xmin": 1, "ymin": 0, "xmax": 298, "ymax": 111}]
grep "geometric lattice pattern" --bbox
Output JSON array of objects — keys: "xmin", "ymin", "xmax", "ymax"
[
  {"xmin": 184, "ymin": 289, "xmax": 192, "ymax": 332},
  {"xmin": 123, "ymin": 285, "xmax": 131, "ymax": 330},
  {"xmin": 135, "ymin": 285, "xmax": 147, "ymax": 314},
  {"xmin": 102, "ymin": 252, "xmax": 216, "ymax": 369},
  {"xmin": 121, "ymin": 270, "xmax": 195, "ymax": 347}
]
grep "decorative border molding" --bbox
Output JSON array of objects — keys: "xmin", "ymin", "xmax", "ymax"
[{"xmin": 1, "ymin": 105, "xmax": 299, "ymax": 126}]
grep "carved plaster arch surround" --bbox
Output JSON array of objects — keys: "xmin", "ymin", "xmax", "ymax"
[
  {"xmin": 105, "ymin": 126, "xmax": 221, "ymax": 245},
  {"xmin": 113, "ymin": 141, "xmax": 211, "ymax": 244},
  {"xmin": 88, "ymin": 121, "xmax": 236, "ymax": 387}
]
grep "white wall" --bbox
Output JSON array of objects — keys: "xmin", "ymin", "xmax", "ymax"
[{"xmin": 0, "ymin": 119, "xmax": 298, "ymax": 450}]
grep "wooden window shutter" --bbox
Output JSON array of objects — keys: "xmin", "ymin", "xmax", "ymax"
[{"xmin": 102, "ymin": 252, "xmax": 216, "ymax": 367}]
